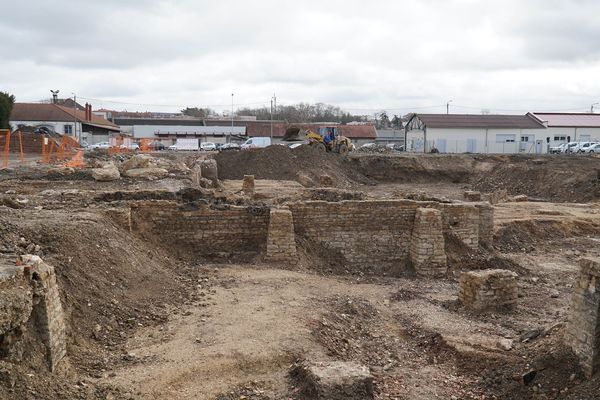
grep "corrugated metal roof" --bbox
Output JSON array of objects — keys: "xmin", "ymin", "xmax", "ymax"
[
  {"xmin": 533, "ymin": 113, "xmax": 600, "ymax": 128},
  {"xmin": 411, "ymin": 113, "xmax": 545, "ymax": 129}
]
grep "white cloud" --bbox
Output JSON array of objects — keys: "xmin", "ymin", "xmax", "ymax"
[{"xmin": 1, "ymin": 0, "xmax": 599, "ymax": 114}]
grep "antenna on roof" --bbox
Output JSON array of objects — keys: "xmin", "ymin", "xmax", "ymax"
[{"xmin": 50, "ymin": 90, "xmax": 60, "ymax": 104}]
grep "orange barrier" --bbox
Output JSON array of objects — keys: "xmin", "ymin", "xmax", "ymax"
[
  {"xmin": 0, "ymin": 131, "xmax": 86, "ymax": 169},
  {"xmin": 1, "ymin": 129, "xmax": 10, "ymax": 169}
]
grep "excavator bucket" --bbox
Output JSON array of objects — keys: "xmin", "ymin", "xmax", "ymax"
[{"xmin": 283, "ymin": 127, "xmax": 304, "ymax": 142}]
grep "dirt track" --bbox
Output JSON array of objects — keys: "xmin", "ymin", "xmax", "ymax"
[{"xmin": 1, "ymin": 150, "xmax": 600, "ymax": 399}]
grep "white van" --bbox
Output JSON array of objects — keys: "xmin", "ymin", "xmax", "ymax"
[{"xmin": 241, "ymin": 137, "xmax": 271, "ymax": 150}]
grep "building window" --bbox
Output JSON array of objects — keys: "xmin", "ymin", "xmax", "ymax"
[
  {"xmin": 553, "ymin": 136, "xmax": 566, "ymax": 141},
  {"xmin": 496, "ymin": 134, "xmax": 516, "ymax": 143},
  {"xmin": 63, "ymin": 125, "xmax": 73, "ymax": 135}
]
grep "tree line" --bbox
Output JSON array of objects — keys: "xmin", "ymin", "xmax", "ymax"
[{"xmin": 183, "ymin": 102, "xmax": 404, "ymax": 129}]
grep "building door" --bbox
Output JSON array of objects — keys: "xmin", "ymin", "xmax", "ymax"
[
  {"xmin": 467, "ymin": 138, "xmax": 476, "ymax": 153},
  {"xmin": 436, "ymin": 138, "xmax": 447, "ymax": 152},
  {"xmin": 520, "ymin": 135, "xmax": 534, "ymax": 152}
]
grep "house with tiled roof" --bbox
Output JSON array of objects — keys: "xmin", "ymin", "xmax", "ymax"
[{"xmin": 10, "ymin": 103, "xmax": 120, "ymax": 144}]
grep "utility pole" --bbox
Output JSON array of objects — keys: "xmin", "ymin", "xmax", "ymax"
[
  {"xmin": 270, "ymin": 93, "xmax": 276, "ymax": 140},
  {"xmin": 446, "ymin": 99, "xmax": 453, "ymax": 114},
  {"xmin": 231, "ymin": 93, "xmax": 234, "ymax": 134},
  {"xmin": 72, "ymin": 93, "xmax": 77, "ymax": 140},
  {"xmin": 270, "ymin": 97, "xmax": 273, "ymax": 140}
]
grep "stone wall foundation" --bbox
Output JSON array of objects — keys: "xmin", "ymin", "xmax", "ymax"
[
  {"xmin": 410, "ymin": 208, "xmax": 447, "ymax": 276},
  {"xmin": 565, "ymin": 258, "xmax": 600, "ymax": 378},
  {"xmin": 459, "ymin": 269, "xmax": 518, "ymax": 311}
]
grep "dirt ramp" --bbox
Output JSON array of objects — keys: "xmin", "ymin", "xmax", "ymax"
[
  {"xmin": 472, "ymin": 155, "xmax": 600, "ymax": 202},
  {"xmin": 215, "ymin": 145, "xmax": 370, "ymax": 187},
  {"xmin": 349, "ymin": 154, "xmax": 477, "ymax": 183}
]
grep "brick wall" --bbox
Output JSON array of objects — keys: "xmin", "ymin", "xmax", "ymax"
[
  {"xmin": 265, "ymin": 208, "xmax": 297, "ymax": 263},
  {"xmin": 437, "ymin": 203, "xmax": 480, "ymax": 250},
  {"xmin": 289, "ymin": 200, "xmax": 421, "ymax": 274},
  {"xmin": 130, "ymin": 201, "xmax": 270, "ymax": 260},
  {"xmin": 565, "ymin": 258, "xmax": 600, "ymax": 378},
  {"xmin": 459, "ymin": 269, "xmax": 518, "ymax": 311},
  {"xmin": 410, "ymin": 208, "xmax": 447, "ymax": 276}
]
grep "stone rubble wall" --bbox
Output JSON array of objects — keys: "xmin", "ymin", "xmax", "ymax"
[
  {"xmin": 459, "ymin": 269, "xmax": 518, "ymax": 311},
  {"xmin": 130, "ymin": 201, "xmax": 270, "ymax": 260},
  {"xmin": 410, "ymin": 208, "xmax": 447, "ymax": 276},
  {"xmin": 437, "ymin": 203, "xmax": 480, "ymax": 250},
  {"xmin": 289, "ymin": 200, "xmax": 484, "ymax": 273},
  {"xmin": 565, "ymin": 258, "xmax": 600, "ymax": 378},
  {"xmin": 0, "ymin": 256, "xmax": 67, "ymax": 372},
  {"xmin": 127, "ymin": 199, "xmax": 489, "ymax": 273},
  {"xmin": 265, "ymin": 208, "xmax": 297, "ymax": 263}
]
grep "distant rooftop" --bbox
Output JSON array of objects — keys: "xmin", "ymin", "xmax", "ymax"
[
  {"xmin": 533, "ymin": 113, "xmax": 600, "ymax": 128},
  {"xmin": 407, "ymin": 113, "xmax": 546, "ymax": 129}
]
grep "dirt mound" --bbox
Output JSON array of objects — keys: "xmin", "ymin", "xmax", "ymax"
[
  {"xmin": 472, "ymin": 155, "xmax": 600, "ymax": 202},
  {"xmin": 494, "ymin": 219, "xmax": 600, "ymax": 253},
  {"xmin": 444, "ymin": 232, "xmax": 528, "ymax": 275},
  {"xmin": 215, "ymin": 145, "xmax": 371, "ymax": 188},
  {"xmin": 0, "ymin": 209, "xmax": 194, "ymax": 399},
  {"xmin": 349, "ymin": 154, "xmax": 475, "ymax": 183}
]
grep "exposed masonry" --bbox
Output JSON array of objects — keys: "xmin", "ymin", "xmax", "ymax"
[
  {"xmin": 565, "ymin": 258, "xmax": 600, "ymax": 378},
  {"xmin": 129, "ymin": 201, "xmax": 270, "ymax": 260},
  {"xmin": 128, "ymin": 200, "xmax": 493, "ymax": 274},
  {"xmin": 410, "ymin": 208, "xmax": 447, "ymax": 276},
  {"xmin": 0, "ymin": 256, "xmax": 67, "ymax": 372},
  {"xmin": 459, "ymin": 269, "xmax": 518, "ymax": 311},
  {"xmin": 265, "ymin": 208, "xmax": 297, "ymax": 264}
]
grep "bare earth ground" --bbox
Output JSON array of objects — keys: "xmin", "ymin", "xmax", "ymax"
[{"xmin": 1, "ymin": 151, "xmax": 600, "ymax": 399}]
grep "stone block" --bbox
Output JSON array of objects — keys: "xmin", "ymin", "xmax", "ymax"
[
  {"xmin": 565, "ymin": 258, "xmax": 600, "ymax": 378},
  {"xmin": 463, "ymin": 191, "xmax": 482, "ymax": 201},
  {"xmin": 459, "ymin": 269, "xmax": 518, "ymax": 311},
  {"xmin": 265, "ymin": 208, "xmax": 297, "ymax": 264},
  {"xmin": 294, "ymin": 361, "xmax": 374, "ymax": 400},
  {"xmin": 410, "ymin": 208, "xmax": 447, "ymax": 277},
  {"xmin": 242, "ymin": 175, "xmax": 255, "ymax": 196}
]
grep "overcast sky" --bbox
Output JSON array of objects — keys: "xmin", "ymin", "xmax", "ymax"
[{"xmin": 2, "ymin": 0, "xmax": 599, "ymax": 115}]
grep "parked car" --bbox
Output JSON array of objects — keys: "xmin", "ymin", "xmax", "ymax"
[
  {"xmin": 583, "ymin": 143, "xmax": 600, "ymax": 153},
  {"xmin": 549, "ymin": 143, "xmax": 567, "ymax": 154},
  {"xmin": 219, "ymin": 143, "xmax": 240, "ymax": 151},
  {"xmin": 147, "ymin": 141, "xmax": 165, "ymax": 151},
  {"xmin": 168, "ymin": 144, "xmax": 179, "ymax": 151},
  {"xmin": 576, "ymin": 142, "xmax": 597, "ymax": 153},
  {"xmin": 200, "ymin": 142, "xmax": 217, "ymax": 151},
  {"xmin": 88, "ymin": 141, "xmax": 111, "ymax": 150},
  {"xmin": 241, "ymin": 137, "xmax": 272, "ymax": 150},
  {"xmin": 563, "ymin": 142, "xmax": 579, "ymax": 153},
  {"xmin": 120, "ymin": 142, "xmax": 139, "ymax": 151}
]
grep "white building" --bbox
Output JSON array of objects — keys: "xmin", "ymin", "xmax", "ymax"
[
  {"xmin": 532, "ymin": 113, "xmax": 600, "ymax": 145},
  {"xmin": 114, "ymin": 118, "xmax": 246, "ymax": 144},
  {"xmin": 405, "ymin": 113, "xmax": 548, "ymax": 154},
  {"xmin": 10, "ymin": 103, "xmax": 120, "ymax": 144}
]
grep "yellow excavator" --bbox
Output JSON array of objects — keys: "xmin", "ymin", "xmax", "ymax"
[{"xmin": 282, "ymin": 126, "xmax": 353, "ymax": 155}]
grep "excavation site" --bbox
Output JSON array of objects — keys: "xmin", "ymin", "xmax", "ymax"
[{"xmin": 1, "ymin": 146, "xmax": 600, "ymax": 399}]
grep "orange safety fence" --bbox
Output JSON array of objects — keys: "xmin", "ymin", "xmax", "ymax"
[{"xmin": 0, "ymin": 130, "xmax": 85, "ymax": 169}]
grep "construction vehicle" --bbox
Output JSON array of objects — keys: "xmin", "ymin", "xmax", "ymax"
[{"xmin": 282, "ymin": 126, "xmax": 353, "ymax": 155}]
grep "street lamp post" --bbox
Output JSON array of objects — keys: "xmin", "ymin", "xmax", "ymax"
[
  {"xmin": 446, "ymin": 100, "xmax": 453, "ymax": 115},
  {"xmin": 231, "ymin": 93, "xmax": 234, "ymax": 134}
]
